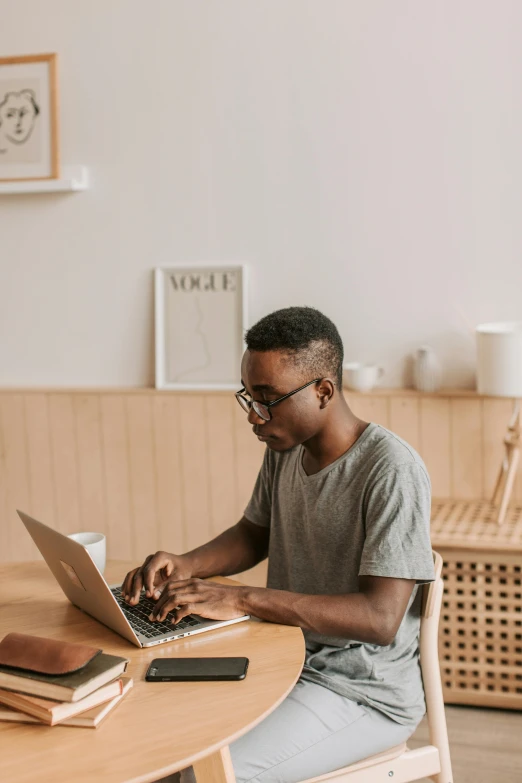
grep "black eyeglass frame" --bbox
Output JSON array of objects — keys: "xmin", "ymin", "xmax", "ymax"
[{"xmin": 235, "ymin": 377, "xmax": 322, "ymax": 421}]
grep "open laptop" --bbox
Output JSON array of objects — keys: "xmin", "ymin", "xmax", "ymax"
[{"xmin": 17, "ymin": 510, "xmax": 250, "ymax": 648}]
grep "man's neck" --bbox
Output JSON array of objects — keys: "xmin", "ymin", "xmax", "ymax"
[{"xmin": 301, "ymin": 407, "xmax": 369, "ymax": 476}]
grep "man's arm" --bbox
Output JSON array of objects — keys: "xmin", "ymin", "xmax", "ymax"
[
  {"xmin": 150, "ymin": 573, "xmax": 416, "ymax": 647},
  {"xmin": 183, "ymin": 516, "xmax": 269, "ymax": 578},
  {"xmin": 122, "ymin": 517, "xmax": 269, "ymax": 603},
  {"xmin": 240, "ymin": 575, "xmax": 416, "ymax": 646}
]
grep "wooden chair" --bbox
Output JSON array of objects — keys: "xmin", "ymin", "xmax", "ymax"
[{"xmin": 299, "ymin": 551, "xmax": 453, "ymax": 783}]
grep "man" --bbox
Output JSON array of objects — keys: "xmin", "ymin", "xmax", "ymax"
[{"xmin": 122, "ymin": 306, "xmax": 434, "ymax": 783}]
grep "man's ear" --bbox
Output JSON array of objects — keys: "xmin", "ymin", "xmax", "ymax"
[{"xmin": 318, "ymin": 379, "xmax": 335, "ymax": 408}]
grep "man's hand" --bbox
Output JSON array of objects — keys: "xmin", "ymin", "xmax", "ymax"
[
  {"xmin": 148, "ymin": 578, "xmax": 247, "ymax": 624},
  {"xmin": 121, "ymin": 551, "xmax": 193, "ymax": 605}
]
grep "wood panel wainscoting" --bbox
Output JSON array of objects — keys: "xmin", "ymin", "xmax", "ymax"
[{"xmin": 1, "ymin": 388, "xmax": 521, "ymax": 580}]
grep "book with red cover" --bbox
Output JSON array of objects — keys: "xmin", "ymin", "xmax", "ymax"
[
  {"xmin": 0, "ymin": 677, "xmax": 124, "ymax": 725},
  {"xmin": 0, "ymin": 677, "xmax": 133, "ymax": 728}
]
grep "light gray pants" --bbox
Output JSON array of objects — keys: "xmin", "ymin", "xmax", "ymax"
[{"xmin": 176, "ymin": 677, "xmax": 418, "ymax": 783}]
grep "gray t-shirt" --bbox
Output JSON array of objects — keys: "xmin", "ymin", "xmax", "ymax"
[{"xmin": 244, "ymin": 422, "xmax": 435, "ymax": 726}]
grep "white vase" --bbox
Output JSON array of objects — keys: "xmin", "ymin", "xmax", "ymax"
[
  {"xmin": 476, "ymin": 321, "xmax": 522, "ymax": 396},
  {"xmin": 413, "ymin": 346, "xmax": 441, "ymax": 392}
]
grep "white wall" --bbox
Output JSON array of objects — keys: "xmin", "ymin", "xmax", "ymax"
[{"xmin": 1, "ymin": 0, "xmax": 521, "ymax": 388}]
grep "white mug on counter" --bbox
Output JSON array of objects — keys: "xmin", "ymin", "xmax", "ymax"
[
  {"xmin": 67, "ymin": 531, "xmax": 106, "ymax": 574},
  {"xmin": 342, "ymin": 362, "xmax": 384, "ymax": 392}
]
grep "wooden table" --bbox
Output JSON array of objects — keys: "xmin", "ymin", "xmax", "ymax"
[{"xmin": 0, "ymin": 561, "xmax": 305, "ymax": 783}]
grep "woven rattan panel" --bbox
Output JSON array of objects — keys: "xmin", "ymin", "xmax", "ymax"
[
  {"xmin": 431, "ymin": 499, "xmax": 522, "ymax": 551},
  {"xmin": 431, "ymin": 499, "xmax": 522, "ymax": 708}
]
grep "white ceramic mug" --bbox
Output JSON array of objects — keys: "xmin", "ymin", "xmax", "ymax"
[
  {"xmin": 68, "ymin": 532, "xmax": 106, "ymax": 574},
  {"xmin": 342, "ymin": 362, "xmax": 384, "ymax": 392}
]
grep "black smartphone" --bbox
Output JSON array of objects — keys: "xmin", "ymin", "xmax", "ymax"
[{"xmin": 145, "ymin": 656, "xmax": 249, "ymax": 682}]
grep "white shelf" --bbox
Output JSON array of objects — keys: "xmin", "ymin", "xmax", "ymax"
[{"xmin": 0, "ymin": 166, "xmax": 89, "ymax": 194}]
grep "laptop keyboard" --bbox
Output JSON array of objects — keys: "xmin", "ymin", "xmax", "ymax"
[{"xmin": 111, "ymin": 587, "xmax": 200, "ymax": 638}]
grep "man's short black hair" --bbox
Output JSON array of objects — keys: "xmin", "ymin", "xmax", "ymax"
[{"xmin": 245, "ymin": 306, "xmax": 344, "ymax": 387}]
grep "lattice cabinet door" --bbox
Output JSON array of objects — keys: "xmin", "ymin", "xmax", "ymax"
[{"xmin": 432, "ymin": 500, "xmax": 522, "ymax": 709}]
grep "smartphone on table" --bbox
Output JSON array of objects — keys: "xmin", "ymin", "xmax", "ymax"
[{"xmin": 145, "ymin": 656, "xmax": 249, "ymax": 682}]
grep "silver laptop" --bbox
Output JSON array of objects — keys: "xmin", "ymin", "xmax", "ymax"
[{"xmin": 17, "ymin": 510, "xmax": 250, "ymax": 648}]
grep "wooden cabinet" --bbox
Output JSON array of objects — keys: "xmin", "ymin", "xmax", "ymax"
[{"xmin": 431, "ymin": 499, "xmax": 522, "ymax": 709}]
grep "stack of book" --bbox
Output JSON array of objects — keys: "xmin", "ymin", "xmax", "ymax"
[{"xmin": 0, "ymin": 633, "xmax": 133, "ymax": 728}]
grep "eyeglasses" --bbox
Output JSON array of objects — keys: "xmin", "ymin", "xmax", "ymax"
[{"xmin": 235, "ymin": 378, "xmax": 322, "ymax": 421}]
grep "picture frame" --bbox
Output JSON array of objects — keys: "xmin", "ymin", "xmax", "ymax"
[
  {"xmin": 155, "ymin": 265, "xmax": 248, "ymax": 390},
  {"xmin": 0, "ymin": 53, "xmax": 59, "ymax": 182}
]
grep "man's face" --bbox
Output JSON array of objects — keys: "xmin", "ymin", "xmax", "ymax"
[{"xmin": 240, "ymin": 349, "xmax": 324, "ymax": 452}]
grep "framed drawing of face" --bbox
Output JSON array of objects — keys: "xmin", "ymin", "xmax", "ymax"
[
  {"xmin": 0, "ymin": 53, "xmax": 59, "ymax": 181},
  {"xmin": 155, "ymin": 265, "xmax": 248, "ymax": 390}
]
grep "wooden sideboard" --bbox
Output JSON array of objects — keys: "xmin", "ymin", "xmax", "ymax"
[{"xmin": 431, "ymin": 499, "xmax": 522, "ymax": 710}]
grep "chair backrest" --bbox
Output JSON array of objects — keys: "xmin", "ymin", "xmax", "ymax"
[
  {"xmin": 421, "ymin": 550, "xmax": 443, "ymax": 620},
  {"xmin": 297, "ymin": 550, "xmax": 453, "ymax": 783},
  {"xmin": 418, "ymin": 551, "xmax": 452, "ymax": 782}
]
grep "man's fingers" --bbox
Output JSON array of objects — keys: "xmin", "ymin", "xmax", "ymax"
[
  {"xmin": 151, "ymin": 578, "xmax": 171, "ymax": 600},
  {"xmin": 150, "ymin": 590, "xmax": 200, "ymax": 622},
  {"xmin": 172, "ymin": 604, "xmax": 193, "ymax": 624},
  {"xmin": 128, "ymin": 569, "xmax": 145, "ymax": 603},
  {"xmin": 150, "ymin": 577, "xmax": 194, "ymax": 601},
  {"xmin": 123, "ymin": 555, "xmax": 180, "ymax": 604},
  {"xmin": 142, "ymin": 555, "xmax": 162, "ymax": 597},
  {"xmin": 143, "ymin": 553, "xmax": 177, "ymax": 597},
  {"xmin": 121, "ymin": 568, "xmax": 139, "ymax": 598},
  {"xmin": 149, "ymin": 591, "xmax": 182, "ymax": 621}
]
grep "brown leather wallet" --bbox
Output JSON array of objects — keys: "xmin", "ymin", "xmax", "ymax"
[{"xmin": 0, "ymin": 633, "xmax": 102, "ymax": 675}]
